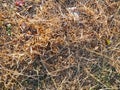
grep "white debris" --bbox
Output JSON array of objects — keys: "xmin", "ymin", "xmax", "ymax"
[{"xmin": 66, "ymin": 7, "xmax": 79, "ymax": 21}]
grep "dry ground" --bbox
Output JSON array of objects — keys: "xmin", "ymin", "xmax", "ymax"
[{"xmin": 0, "ymin": 0, "xmax": 120, "ymax": 90}]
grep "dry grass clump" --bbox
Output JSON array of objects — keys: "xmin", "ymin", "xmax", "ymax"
[{"xmin": 0, "ymin": 0, "xmax": 120, "ymax": 89}]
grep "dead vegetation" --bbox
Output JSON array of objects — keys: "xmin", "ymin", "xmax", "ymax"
[{"xmin": 0, "ymin": 0, "xmax": 120, "ymax": 90}]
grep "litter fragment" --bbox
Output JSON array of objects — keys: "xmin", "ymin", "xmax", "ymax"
[{"xmin": 15, "ymin": 0, "xmax": 25, "ymax": 6}]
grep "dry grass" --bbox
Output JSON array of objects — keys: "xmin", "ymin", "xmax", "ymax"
[{"xmin": 0, "ymin": 0, "xmax": 120, "ymax": 90}]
